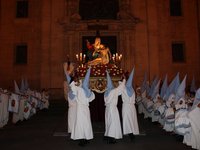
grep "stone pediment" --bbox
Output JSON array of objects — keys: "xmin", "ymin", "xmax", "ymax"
[
  {"xmin": 59, "ymin": 0, "xmax": 141, "ymax": 32},
  {"xmin": 60, "ymin": 19, "xmax": 139, "ymax": 32}
]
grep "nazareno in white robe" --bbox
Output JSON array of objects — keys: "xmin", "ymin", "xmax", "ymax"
[
  {"xmin": 0, "ymin": 92, "xmax": 9, "ymax": 128},
  {"xmin": 70, "ymin": 82, "xmax": 95, "ymax": 140},
  {"xmin": 63, "ymin": 81, "xmax": 77, "ymax": 134},
  {"xmin": 183, "ymin": 103, "xmax": 200, "ymax": 150},
  {"xmin": 104, "ymin": 80, "xmax": 125, "ymax": 139},
  {"xmin": 67, "ymin": 93, "xmax": 77, "ymax": 134},
  {"xmin": 12, "ymin": 96, "xmax": 25, "ymax": 123},
  {"xmin": 121, "ymin": 87, "xmax": 139, "ymax": 135},
  {"xmin": 174, "ymin": 98, "xmax": 190, "ymax": 136},
  {"xmin": 151, "ymin": 95, "xmax": 162, "ymax": 122},
  {"xmin": 163, "ymin": 94, "xmax": 175, "ymax": 132}
]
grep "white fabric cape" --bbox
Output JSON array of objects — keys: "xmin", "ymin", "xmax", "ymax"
[
  {"xmin": 0, "ymin": 93, "xmax": 9, "ymax": 128},
  {"xmin": 104, "ymin": 80, "xmax": 124, "ymax": 139},
  {"xmin": 121, "ymin": 87, "xmax": 139, "ymax": 135},
  {"xmin": 70, "ymin": 83, "xmax": 95, "ymax": 140}
]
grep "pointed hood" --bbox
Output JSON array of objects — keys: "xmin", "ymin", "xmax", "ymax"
[
  {"xmin": 149, "ymin": 76, "xmax": 159, "ymax": 97},
  {"xmin": 175, "ymin": 75, "xmax": 187, "ymax": 102},
  {"xmin": 145, "ymin": 82, "xmax": 151, "ymax": 96},
  {"xmin": 104, "ymin": 70, "xmax": 114, "ymax": 97},
  {"xmin": 20, "ymin": 78, "xmax": 25, "ymax": 93},
  {"xmin": 164, "ymin": 73, "xmax": 179, "ymax": 101},
  {"xmin": 170, "ymin": 73, "xmax": 180, "ymax": 94},
  {"xmin": 141, "ymin": 72, "xmax": 147, "ymax": 93},
  {"xmin": 190, "ymin": 76, "xmax": 196, "ymax": 93},
  {"xmin": 160, "ymin": 75, "xmax": 168, "ymax": 99},
  {"xmin": 125, "ymin": 68, "xmax": 134, "ymax": 97},
  {"xmin": 191, "ymin": 88, "xmax": 200, "ymax": 110},
  {"xmin": 151, "ymin": 79, "xmax": 161, "ymax": 99},
  {"xmin": 82, "ymin": 67, "xmax": 92, "ymax": 98},
  {"xmin": 163, "ymin": 85, "xmax": 170, "ymax": 101},
  {"xmin": 65, "ymin": 72, "xmax": 71, "ymax": 84},
  {"xmin": 24, "ymin": 78, "xmax": 29, "ymax": 90},
  {"xmin": 173, "ymin": 73, "xmax": 180, "ymax": 94},
  {"xmin": 14, "ymin": 80, "xmax": 20, "ymax": 94}
]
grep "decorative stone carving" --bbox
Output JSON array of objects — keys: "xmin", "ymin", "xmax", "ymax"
[
  {"xmin": 60, "ymin": 0, "xmax": 140, "ymax": 77},
  {"xmin": 70, "ymin": 13, "xmax": 81, "ymax": 22}
]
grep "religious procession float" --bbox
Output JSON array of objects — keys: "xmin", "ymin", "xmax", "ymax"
[{"xmin": 65, "ymin": 37, "xmax": 124, "ymax": 93}]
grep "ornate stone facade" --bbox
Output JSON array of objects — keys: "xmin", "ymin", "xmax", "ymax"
[{"xmin": 0, "ymin": 0, "xmax": 200, "ymax": 98}]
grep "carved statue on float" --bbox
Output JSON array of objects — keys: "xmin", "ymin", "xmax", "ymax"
[{"xmin": 86, "ymin": 37, "xmax": 112, "ymax": 66}]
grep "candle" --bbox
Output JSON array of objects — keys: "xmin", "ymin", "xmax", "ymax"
[
  {"xmin": 76, "ymin": 54, "xmax": 79, "ymax": 61},
  {"xmin": 83, "ymin": 54, "xmax": 86, "ymax": 62},
  {"xmin": 80, "ymin": 53, "xmax": 82, "ymax": 61},
  {"xmin": 112, "ymin": 56, "xmax": 115, "ymax": 62},
  {"xmin": 119, "ymin": 54, "xmax": 122, "ymax": 61},
  {"xmin": 116, "ymin": 53, "xmax": 118, "ymax": 61}
]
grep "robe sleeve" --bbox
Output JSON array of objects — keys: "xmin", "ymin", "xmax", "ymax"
[
  {"xmin": 88, "ymin": 91, "xmax": 95, "ymax": 102},
  {"xmin": 188, "ymin": 107, "xmax": 200, "ymax": 131},
  {"xmin": 69, "ymin": 81, "xmax": 78, "ymax": 96}
]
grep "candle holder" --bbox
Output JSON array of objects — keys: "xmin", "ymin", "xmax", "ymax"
[
  {"xmin": 76, "ymin": 52, "xmax": 86, "ymax": 66},
  {"xmin": 112, "ymin": 53, "xmax": 122, "ymax": 66}
]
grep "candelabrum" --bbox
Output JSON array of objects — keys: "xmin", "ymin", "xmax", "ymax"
[
  {"xmin": 76, "ymin": 52, "xmax": 86, "ymax": 66},
  {"xmin": 112, "ymin": 53, "xmax": 122, "ymax": 66}
]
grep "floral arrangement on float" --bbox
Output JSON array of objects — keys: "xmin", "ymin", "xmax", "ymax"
[{"xmin": 77, "ymin": 64, "xmax": 124, "ymax": 78}]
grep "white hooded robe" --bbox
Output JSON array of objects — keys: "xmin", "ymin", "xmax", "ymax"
[
  {"xmin": 121, "ymin": 86, "xmax": 139, "ymax": 135},
  {"xmin": 184, "ymin": 105, "xmax": 200, "ymax": 149},
  {"xmin": 70, "ymin": 82, "xmax": 95, "ymax": 140},
  {"xmin": 104, "ymin": 80, "xmax": 125, "ymax": 139}
]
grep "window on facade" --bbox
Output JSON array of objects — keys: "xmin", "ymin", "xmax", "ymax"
[
  {"xmin": 79, "ymin": 0, "xmax": 119, "ymax": 20},
  {"xmin": 16, "ymin": 0, "xmax": 28, "ymax": 18},
  {"xmin": 172, "ymin": 42, "xmax": 185, "ymax": 63},
  {"xmin": 15, "ymin": 44, "xmax": 27, "ymax": 64},
  {"xmin": 170, "ymin": 0, "xmax": 182, "ymax": 16}
]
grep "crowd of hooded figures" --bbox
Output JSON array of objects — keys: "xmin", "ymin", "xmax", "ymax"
[
  {"xmin": 136, "ymin": 72, "xmax": 200, "ymax": 150},
  {"xmin": 0, "ymin": 79, "xmax": 49, "ymax": 128},
  {"xmin": 64, "ymin": 67, "xmax": 139, "ymax": 146}
]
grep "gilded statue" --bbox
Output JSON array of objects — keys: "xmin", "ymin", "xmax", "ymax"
[{"xmin": 87, "ymin": 37, "xmax": 111, "ymax": 66}]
